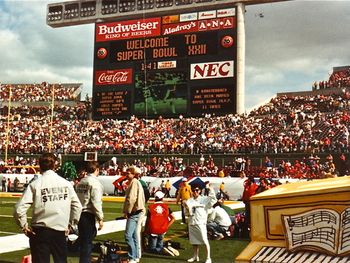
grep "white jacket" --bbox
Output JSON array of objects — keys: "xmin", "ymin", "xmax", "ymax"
[
  {"xmin": 75, "ymin": 174, "xmax": 104, "ymax": 221},
  {"xmin": 185, "ymin": 188, "xmax": 217, "ymax": 226},
  {"xmin": 14, "ymin": 170, "xmax": 82, "ymax": 231}
]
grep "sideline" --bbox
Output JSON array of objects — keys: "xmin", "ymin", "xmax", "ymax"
[{"xmin": 0, "ymin": 194, "xmax": 243, "ymax": 254}]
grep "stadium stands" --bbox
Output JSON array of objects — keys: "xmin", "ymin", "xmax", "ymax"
[{"xmin": 0, "ymin": 77, "xmax": 349, "ymax": 179}]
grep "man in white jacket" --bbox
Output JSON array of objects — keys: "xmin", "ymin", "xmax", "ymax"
[
  {"xmin": 14, "ymin": 153, "xmax": 82, "ymax": 263},
  {"xmin": 76, "ymin": 161, "xmax": 104, "ymax": 263}
]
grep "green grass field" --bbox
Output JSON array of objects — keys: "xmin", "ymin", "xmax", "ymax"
[{"xmin": 0, "ymin": 197, "xmax": 249, "ymax": 263}]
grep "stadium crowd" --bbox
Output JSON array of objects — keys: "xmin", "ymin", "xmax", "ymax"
[
  {"xmin": 313, "ymin": 67, "xmax": 350, "ymax": 90},
  {"xmin": 0, "ymin": 83, "xmax": 80, "ymax": 102},
  {"xmin": 0, "ymin": 82, "xmax": 349, "ymax": 180},
  {"xmin": 1, "ymin": 97, "xmax": 349, "ymax": 155},
  {"xmin": 1, "ymin": 151, "xmax": 346, "ymax": 181}
]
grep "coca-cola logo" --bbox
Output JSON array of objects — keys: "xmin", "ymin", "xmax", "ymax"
[{"xmin": 95, "ymin": 69, "xmax": 133, "ymax": 85}]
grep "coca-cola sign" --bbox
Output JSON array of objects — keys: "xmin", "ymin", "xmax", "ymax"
[{"xmin": 95, "ymin": 69, "xmax": 133, "ymax": 85}]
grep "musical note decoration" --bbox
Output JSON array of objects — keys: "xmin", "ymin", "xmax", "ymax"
[{"xmin": 282, "ymin": 208, "xmax": 350, "ymax": 256}]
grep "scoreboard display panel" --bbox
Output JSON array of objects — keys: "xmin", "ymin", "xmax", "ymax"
[{"xmin": 92, "ymin": 7, "xmax": 237, "ymax": 120}]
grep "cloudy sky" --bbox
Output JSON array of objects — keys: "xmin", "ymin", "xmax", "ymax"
[{"xmin": 0, "ymin": 0, "xmax": 350, "ymax": 112}]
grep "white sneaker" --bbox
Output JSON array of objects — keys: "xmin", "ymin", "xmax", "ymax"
[
  {"xmin": 187, "ymin": 256, "xmax": 199, "ymax": 262},
  {"xmin": 205, "ymin": 258, "xmax": 212, "ymax": 263},
  {"xmin": 135, "ymin": 258, "xmax": 140, "ymax": 263},
  {"xmin": 163, "ymin": 247, "xmax": 175, "ymax": 256},
  {"xmin": 128, "ymin": 260, "xmax": 137, "ymax": 263},
  {"xmin": 167, "ymin": 246, "xmax": 179, "ymax": 256}
]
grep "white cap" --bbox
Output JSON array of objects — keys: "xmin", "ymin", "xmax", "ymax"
[
  {"xmin": 133, "ymin": 166, "xmax": 142, "ymax": 175},
  {"xmin": 155, "ymin": 191, "xmax": 165, "ymax": 199},
  {"xmin": 182, "ymin": 177, "xmax": 187, "ymax": 181}
]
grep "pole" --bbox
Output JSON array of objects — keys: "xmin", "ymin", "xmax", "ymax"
[
  {"xmin": 236, "ymin": 2, "xmax": 246, "ymax": 114},
  {"xmin": 4, "ymin": 85, "xmax": 12, "ymax": 165},
  {"xmin": 48, "ymin": 84, "xmax": 55, "ymax": 152}
]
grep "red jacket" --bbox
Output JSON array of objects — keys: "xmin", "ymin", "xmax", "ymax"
[
  {"xmin": 147, "ymin": 202, "xmax": 171, "ymax": 235},
  {"xmin": 242, "ymin": 181, "xmax": 258, "ymax": 203}
]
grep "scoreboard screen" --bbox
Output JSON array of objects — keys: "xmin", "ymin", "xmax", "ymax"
[{"xmin": 92, "ymin": 7, "xmax": 237, "ymax": 119}]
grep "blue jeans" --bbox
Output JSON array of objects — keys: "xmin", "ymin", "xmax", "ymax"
[
  {"xmin": 125, "ymin": 213, "xmax": 142, "ymax": 260},
  {"xmin": 78, "ymin": 212, "xmax": 97, "ymax": 263},
  {"xmin": 207, "ymin": 221, "xmax": 228, "ymax": 237},
  {"xmin": 148, "ymin": 234, "xmax": 164, "ymax": 253}
]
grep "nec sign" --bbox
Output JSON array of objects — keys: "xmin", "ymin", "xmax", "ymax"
[{"xmin": 190, "ymin": 61, "xmax": 234, "ymax": 80}]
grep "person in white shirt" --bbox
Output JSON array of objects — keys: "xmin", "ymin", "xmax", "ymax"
[
  {"xmin": 207, "ymin": 201, "xmax": 232, "ymax": 240},
  {"xmin": 184, "ymin": 184, "xmax": 216, "ymax": 263},
  {"xmin": 75, "ymin": 161, "xmax": 104, "ymax": 263}
]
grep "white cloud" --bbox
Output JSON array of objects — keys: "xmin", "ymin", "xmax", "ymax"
[{"xmin": 1, "ymin": 0, "xmax": 350, "ymax": 112}]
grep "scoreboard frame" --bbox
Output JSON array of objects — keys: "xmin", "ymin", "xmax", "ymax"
[{"xmin": 92, "ymin": 6, "xmax": 237, "ymax": 120}]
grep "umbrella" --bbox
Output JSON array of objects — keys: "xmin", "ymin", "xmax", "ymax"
[
  {"xmin": 172, "ymin": 176, "xmax": 206, "ymax": 190},
  {"xmin": 172, "ymin": 176, "xmax": 192, "ymax": 190},
  {"xmin": 189, "ymin": 177, "xmax": 206, "ymax": 189}
]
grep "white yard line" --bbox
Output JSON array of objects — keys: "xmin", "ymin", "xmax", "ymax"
[{"xmin": 0, "ymin": 202, "xmax": 244, "ymax": 254}]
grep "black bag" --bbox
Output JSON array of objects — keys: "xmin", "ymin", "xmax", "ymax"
[{"xmin": 98, "ymin": 240, "xmax": 120, "ymax": 263}]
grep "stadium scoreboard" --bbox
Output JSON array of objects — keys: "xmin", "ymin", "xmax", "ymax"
[{"xmin": 92, "ymin": 6, "xmax": 237, "ymax": 119}]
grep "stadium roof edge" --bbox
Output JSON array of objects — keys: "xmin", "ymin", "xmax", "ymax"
[{"xmin": 47, "ymin": 0, "xmax": 291, "ymax": 28}]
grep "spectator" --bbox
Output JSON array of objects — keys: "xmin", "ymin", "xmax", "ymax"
[
  {"xmin": 2, "ymin": 176, "xmax": 6, "ymax": 192},
  {"xmin": 122, "ymin": 166, "xmax": 146, "ymax": 263},
  {"xmin": 207, "ymin": 201, "xmax": 232, "ymax": 240},
  {"xmin": 145, "ymin": 191, "xmax": 176, "ymax": 256},
  {"xmin": 184, "ymin": 184, "xmax": 216, "ymax": 263},
  {"xmin": 14, "ymin": 177, "xmax": 20, "ymax": 192},
  {"xmin": 176, "ymin": 178, "xmax": 192, "ymax": 224},
  {"xmin": 7, "ymin": 178, "xmax": 11, "ymax": 192},
  {"xmin": 13, "ymin": 153, "xmax": 82, "ymax": 263},
  {"xmin": 164, "ymin": 179, "xmax": 171, "ymax": 198},
  {"xmin": 241, "ymin": 177, "xmax": 258, "ymax": 229},
  {"xmin": 255, "ymin": 178, "xmax": 271, "ymax": 194},
  {"xmin": 75, "ymin": 161, "xmax": 104, "ymax": 263},
  {"xmin": 338, "ymin": 153, "xmax": 349, "ymax": 176}
]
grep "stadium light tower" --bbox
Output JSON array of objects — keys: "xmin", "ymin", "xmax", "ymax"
[{"xmin": 47, "ymin": 0, "xmax": 290, "ymax": 115}]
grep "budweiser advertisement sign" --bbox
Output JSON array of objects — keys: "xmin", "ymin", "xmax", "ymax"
[
  {"xmin": 96, "ymin": 17, "xmax": 161, "ymax": 42},
  {"xmin": 190, "ymin": 61, "xmax": 234, "ymax": 80},
  {"xmin": 95, "ymin": 69, "xmax": 133, "ymax": 85}
]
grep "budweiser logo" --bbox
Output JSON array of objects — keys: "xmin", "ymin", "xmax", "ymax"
[
  {"xmin": 95, "ymin": 69, "xmax": 132, "ymax": 85},
  {"xmin": 96, "ymin": 17, "xmax": 161, "ymax": 42}
]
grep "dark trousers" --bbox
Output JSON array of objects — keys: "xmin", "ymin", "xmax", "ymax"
[
  {"xmin": 29, "ymin": 227, "xmax": 67, "ymax": 263},
  {"xmin": 78, "ymin": 212, "xmax": 97, "ymax": 263},
  {"xmin": 180, "ymin": 201, "xmax": 186, "ymax": 224}
]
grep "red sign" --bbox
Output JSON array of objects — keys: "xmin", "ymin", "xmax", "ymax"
[
  {"xmin": 95, "ymin": 69, "xmax": 133, "ymax": 85},
  {"xmin": 96, "ymin": 17, "xmax": 161, "ymax": 42},
  {"xmin": 162, "ymin": 21, "xmax": 198, "ymax": 35},
  {"xmin": 198, "ymin": 17, "xmax": 235, "ymax": 32}
]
